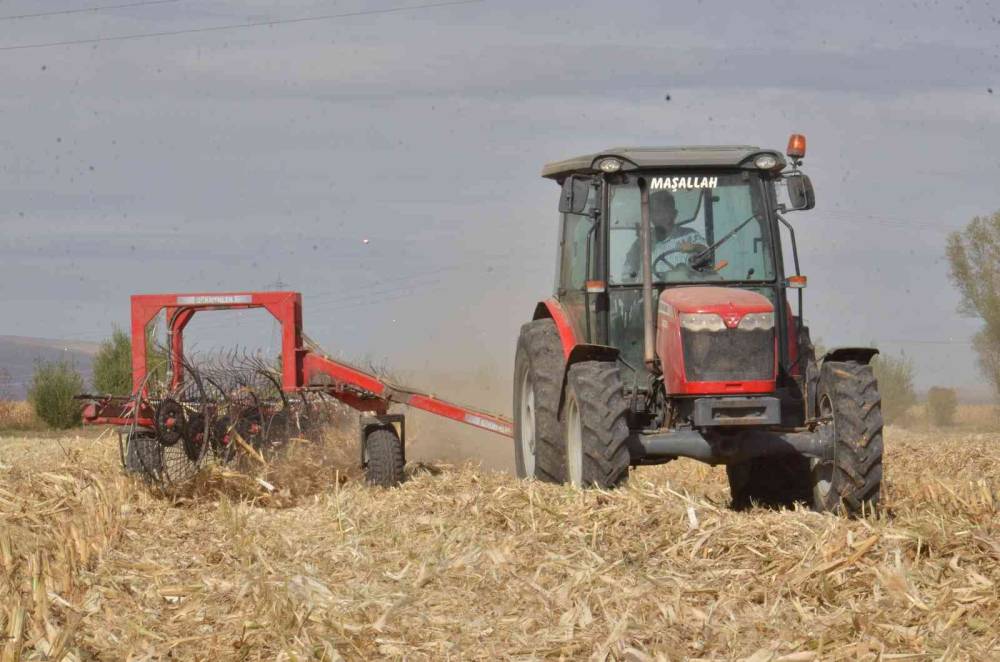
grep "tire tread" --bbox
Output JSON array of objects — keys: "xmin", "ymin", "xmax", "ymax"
[
  {"xmin": 817, "ymin": 361, "xmax": 883, "ymax": 514},
  {"xmin": 365, "ymin": 427, "xmax": 405, "ymax": 488},
  {"xmin": 513, "ymin": 319, "xmax": 566, "ymax": 482},
  {"xmin": 565, "ymin": 361, "xmax": 630, "ymax": 488}
]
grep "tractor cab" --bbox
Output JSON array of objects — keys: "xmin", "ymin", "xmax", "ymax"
[
  {"xmin": 542, "ymin": 142, "xmax": 813, "ymax": 398},
  {"xmin": 515, "ymin": 135, "xmax": 883, "ymax": 516}
]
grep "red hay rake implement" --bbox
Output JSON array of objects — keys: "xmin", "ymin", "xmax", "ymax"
[{"xmin": 79, "ymin": 291, "xmax": 512, "ymax": 487}]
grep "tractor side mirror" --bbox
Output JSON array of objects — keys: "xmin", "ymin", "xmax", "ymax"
[
  {"xmin": 559, "ymin": 176, "xmax": 592, "ymax": 215},
  {"xmin": 781, "ymin": 172, "xmax": 815, "ymax": 211}
]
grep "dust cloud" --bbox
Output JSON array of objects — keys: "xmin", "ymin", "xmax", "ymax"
[{"xmin": 392, "ymin": 365, "xmax": 516, "ymax": 473}]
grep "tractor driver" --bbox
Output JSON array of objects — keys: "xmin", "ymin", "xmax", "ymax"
[{"xmin": 621, "ymin": 190, "xmax": 708, "ymax": 282}]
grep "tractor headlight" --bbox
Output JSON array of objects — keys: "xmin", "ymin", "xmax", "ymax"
[
  {"xmin": 738, "ymin": 312, "xmax": 774, "ymax": 331},
  {"xmin": 597, "ymin": 157, "xmax": 623, "ymax": 173},
  {"xmin": 679, "ymin": 313, "xmax": 727, "ymax": 332},
  {"xmin": 753, "ymin": 154, "xmax": 778, "ymax": 170}
]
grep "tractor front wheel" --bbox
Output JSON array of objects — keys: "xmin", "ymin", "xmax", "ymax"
[
  {"xmin": 364, "ymin": 427, "xmax": 405, "ymax": 488},
  {"xmin": 513, "ymin": 319, "xmax": 566, "ymax": 482},
  {"xmin": 562, "ymin": 360, "xmax": 630, "ymax": 489},
  {"xmin": 811, "ymin": 360, "xmax": 883, "ymax": 515}
]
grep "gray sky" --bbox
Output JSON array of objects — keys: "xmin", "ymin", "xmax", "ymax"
[{"xmin": 1, "ymin": 0, "xmax": 998, "ymax": 393}]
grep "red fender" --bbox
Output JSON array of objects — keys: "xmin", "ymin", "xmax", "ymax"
[{"xmin": 532, "ymin": 298, "xmax": 577, "ymax": 359}]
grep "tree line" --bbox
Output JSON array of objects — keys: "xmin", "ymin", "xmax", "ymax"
[
  {"xmin": 19, "ymin": 329, "xmax": 159, "ymax": 429},
  {"xmin": 875, "ymin": 209, "xmax": 1000, "ymax": 427}
]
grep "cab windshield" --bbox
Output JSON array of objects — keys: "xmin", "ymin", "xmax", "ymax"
[{"xmin": 608, "ymin": 172, "xmax": 775, "ymax": 284}]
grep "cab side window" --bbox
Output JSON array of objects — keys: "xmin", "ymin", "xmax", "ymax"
[{"xmin": 608, "ymin": 183, "xmax": 640, "ymax": 284}]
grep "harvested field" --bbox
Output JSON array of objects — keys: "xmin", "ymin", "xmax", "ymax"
[{"xmin": 0, "ymin": 426, "xmax": 997, "ymax": 660}]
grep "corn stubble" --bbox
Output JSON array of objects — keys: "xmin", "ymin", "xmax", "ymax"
[{"xmin": 0, "ymin": 425, "xmax": 997, "ymax": 661}]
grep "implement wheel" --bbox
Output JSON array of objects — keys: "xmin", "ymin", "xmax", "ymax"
[
  {"xmin": 123, "ymin": 429, "xmax": 162, "ymax": 480},
  {"xmin": 364, "ymin": 427, "xmax": 405, "ymax": 488},
  {"xmin": 812, "ymin": 361, "xmax": 883, "ymax": 515},
  {"xmin": 561, "ymin": 360, "xmax": 630, "ymax": 489},
  {"xmin": 513, "ymin": 319, "xmax": 566, "ymax": 483}
]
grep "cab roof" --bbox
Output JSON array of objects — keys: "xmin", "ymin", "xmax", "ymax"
[{"xmin": 541, "ymin": 145, "xmax": 785, "ymax": 180}]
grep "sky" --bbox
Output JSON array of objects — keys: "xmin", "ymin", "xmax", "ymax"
[{"xmin": 1, "ymin": 0, "xmax": 999, "ymax": 397}]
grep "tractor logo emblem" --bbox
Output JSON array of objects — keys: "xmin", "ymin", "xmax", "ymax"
[{"xmin": 722, "ymin": 312, "xmax": 741, "ymax": 328}]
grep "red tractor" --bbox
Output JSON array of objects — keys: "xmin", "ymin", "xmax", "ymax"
[{"xmin": 514, "ymin": 135, "xmax": 883, "ymax": 514}]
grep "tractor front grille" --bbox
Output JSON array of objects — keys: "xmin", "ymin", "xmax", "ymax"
[{"xmin": 681, "ymin": 328, "xmax": 773, "ymax": 382}]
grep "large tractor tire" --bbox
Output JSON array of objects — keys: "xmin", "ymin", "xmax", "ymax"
[
  {"xmin": 561, "ymin": 360, "xmax": 630, "ymax": 489},
  {"xmin": 364, "ymin": 427, "xmax": 405, "ymax": 488},
  {"xmin": 726, "ymin": 456, "xmax": 812, "ymax": 511},
  {"xmin": 513, "ymin": 319, "xmax": 566, "ymax": 483},
  {"xmin": 811, "ymin": 360, "xmax": 883, "ymax": 515}
]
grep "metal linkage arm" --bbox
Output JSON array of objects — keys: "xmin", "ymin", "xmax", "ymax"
[{"xmin": 301, "ymin": 351, "xmax": 513, "ymax": 437}]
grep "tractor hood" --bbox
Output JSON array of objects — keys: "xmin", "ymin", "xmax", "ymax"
[
  {"xmin": 657, "ymin": 286, "xmax": 777, "ymax": 395},
  {"xmin": 659, "ymin": 286, "xmax": 772, "ymax": 327}
]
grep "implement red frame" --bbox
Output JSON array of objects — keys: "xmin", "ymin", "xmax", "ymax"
[{"xmin": 81, "ymin": 291, "xmax": 512, "ymax": 438}]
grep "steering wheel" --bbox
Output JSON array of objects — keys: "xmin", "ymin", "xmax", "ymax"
[
  {"xmin": 653, "ymin": 243, "xmax": 710, "ymax": 278},
  {"xmin": 652, "ymin": 248, "xmax": 687, "ymax": 279}
]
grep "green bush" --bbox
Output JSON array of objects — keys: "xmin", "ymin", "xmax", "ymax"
[
  {"xmin": 92, "ymin": 327, "xmax": 133, "ymax": 395},
  {"xmin": 871, "ymin": 353, "xmax": 917, "ymax": 426},
  {"xmin": 91, "ymin": 327, "xmax": 170, "ymax": 395},
  {"xmin": 926, "ymin": 386, "xmax": 958, "ymax": 427},
  {"xmin": 28, "ymin": 360, "xmax": 84, "ymax": 429}
]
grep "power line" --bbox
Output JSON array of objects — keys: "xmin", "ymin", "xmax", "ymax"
[
  {"xmin": 293, "ymin": 254, "xmax": 547, "ymax": 305},
  {"xmin": 0, "ymin": 0, "xmax": 485, "ymax": 52},
  {"xmin": 811, "ymin": 210, "xmax": 949, "ymax": 231},
  {"xmin": 879, "ymin": 338, "xmax": 973, "ymax": 345},
  {"xmin": 0, "ymin": 0, "xmax": 179, "ymax": 22},
  {"xmin": 307, "ymin": 265, "xmax": 456, "ymax": 303}
]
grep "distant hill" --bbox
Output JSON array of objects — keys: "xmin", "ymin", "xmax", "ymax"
[{"xmin": 0, "ymin": 336, "xmax": 100, "ymax": 399}]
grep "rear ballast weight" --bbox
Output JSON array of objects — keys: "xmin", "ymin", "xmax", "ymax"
[{"xmin": 80, "ymin": 291, "xmax": 513, "ymax": 487}]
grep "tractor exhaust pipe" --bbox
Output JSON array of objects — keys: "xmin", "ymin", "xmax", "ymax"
[
  {"xmin": 634, "ymin": 427, "xmax": 833, "ymax": 465},
  {"xmin": 639, "ymin": 178, "xmax": 656, "ymax": 368}
]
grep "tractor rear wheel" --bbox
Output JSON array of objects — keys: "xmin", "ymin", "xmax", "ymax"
[
  {"xmin": 726, "ymin": 456, "xmax": 812, "ymax": 510},
  {"xmin": 811, "ymin": 361, "xmax": 883, "ymax": 515},
  {"xmin": 364, "ymin": 427, "xmax": 405, "ymax": 488},
  {"xmin": 513, "ymin": 319, "xmax": 566, "ymax": 482},
  {"xmin": 561, "ymin": 360, "xmax": 630, "ymax": 489}
]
